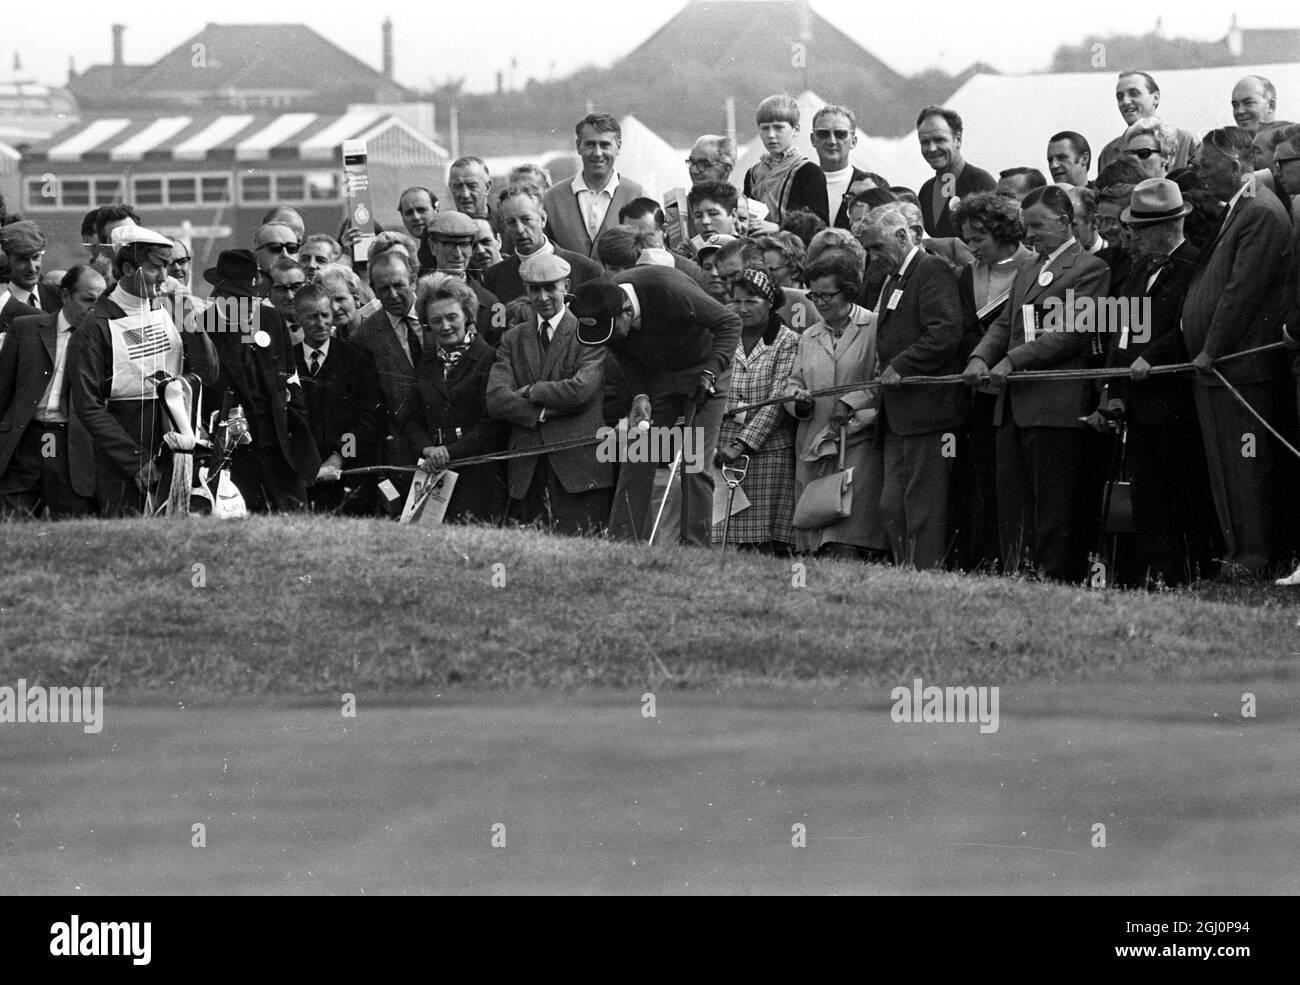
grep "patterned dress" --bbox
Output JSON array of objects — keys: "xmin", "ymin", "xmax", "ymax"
[{"xmin": 712, "ymin": 325, "xmax": 800, "ymax": 546}]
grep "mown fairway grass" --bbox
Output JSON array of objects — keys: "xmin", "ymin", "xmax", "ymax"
[{"xmin": 2, "ymin": 516, "xmax": 1296, "ymax": 697}]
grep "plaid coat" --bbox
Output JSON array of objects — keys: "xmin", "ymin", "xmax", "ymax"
[{"xmin": 712, "ymin": 325, "xmax": 799, "ymax": 546}]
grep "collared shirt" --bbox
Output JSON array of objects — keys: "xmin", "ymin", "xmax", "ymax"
[
  {"xmin": 34, "ymin": 310, "xmax": 73, "ymax": 423},
  {"xmin": 573, "ymin": 171, "xmax": 622, "ymax": 241},
  {"xmin": 302, "ymin": 338, "xmax": 331, "ymax": 374},
  {"xmin": 618, "ymin": 282, "xmax": 641, "ymax": 327},
  {"xmin": 1086, "ymin": 236, "xmax": 1104, "ymax": 255},
  {"xmin": 1042, "ymin": 236, "xmax": 1078, "ymax": 270},
  {"xmin": 1220, "ymin": 180, "xmax": 1251, "ymax": 227},
  {"xmin": 539, "ymin": 308, "xmax": 566, "ymax": 345},
  {"xmin": 386, "ymin": 306, "xmax": 421, "ymax": 365},
  {"xmin": 1145, "ymin": 237, "xmax": 1186, "ymax": 293},
  {"xmin": 897, "ymin": 244, "xmax": 922, "ymax": 279},
  {"xmin": 6, "ymin": 282, "xmax": 36, "ymax": 307}
]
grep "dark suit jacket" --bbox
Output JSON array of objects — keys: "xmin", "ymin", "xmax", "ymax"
[
  {"xmin": 295, "ymin": 336, "xmax": 385, "ymax": 469},
  {"xmin": 970, "ymin": 241, "xmax": 1111, "ymax": 428},
  {"xmin": 607, "ymin": 265, "xmax": 742, "ymax": 398},
  {"xmin": 0, "ymin": 312, "xmax": 96, "ymax": 497},
  {"xmin": 34, "ymin": 282, "xmax": 62, "ymax": 314},
  {"xmin": 203, "ymin": 301, "xmax": 320, "ymax": 481},
  {"xmin": 1105, "ymin": 241, "xmax": 1200, "ymax": 423},
  {"xmin": 1182, "ymin": 185, "xmax": 1292, "ymax": 386},
  {"xmin": 919, "ymin": 163, "xmax": 996, "ymax": 238},
  {"xmin": 400, "ymin": 334, "xmax": 508, "ymax": 521},
  {"xmin": 482, "ymin": 242, "xmax": 604, "ymax": 305},
  {"xmin": 486, "ymin": 309, "xmax": 611, "ymax": 498},
  {"xmin": 348, "ymin": 306, "xmax": 423, "ymax": 467},
  {"xmin": 544, "ymin": 174, "xmax": 646, "ymax": 258},
  {"xmin": 469, "ymin": 278, "xmax": 504, "ymax": 347},
  {"xmin": 0, "ymin": 293, "xmax": 43, "ymax": 335},
  {"xmin": 875, "ymin": 251, "xmax": 967, "ymax": 435}
]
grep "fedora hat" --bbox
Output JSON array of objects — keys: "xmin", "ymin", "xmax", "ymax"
[
  {"xmin": 1121, "ymin": 178, "xmax": 1193, "ymax": 226},
  {"xmin": 203, "ymin": 249, "xmax": 261, "ymax": 297}
]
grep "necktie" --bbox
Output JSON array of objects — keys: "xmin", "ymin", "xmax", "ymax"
[
  {"xmin": 406, "ymin": 319, "xmax": 423, "ymax": 365},
  {"xmin": 538, "ymin": 322, "xmax": 551, "ymax": 352},
  {"xmin": 310, "ymin": 350, "xmax": 321, "ymax": 376}
]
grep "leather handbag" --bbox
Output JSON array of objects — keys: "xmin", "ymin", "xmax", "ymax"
[{"xmin": 793, "ymin": 427, "xmax": 854, "ymax": 530}]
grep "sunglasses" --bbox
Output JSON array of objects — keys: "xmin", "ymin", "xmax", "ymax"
[
  {"xmin": 1123, "ymin": 147, "xmax": 1162, "ymax": 161},
  {"xmin": 169, "ymin": 256, "xmax": 192, "ymax": 267},
  {"xmin": 259, "ymin": 242, "xmax": 300, "ymax": 254},
  {"xmin": 813, "ymin": 129, "xmax": 852, "ymax": 141}
]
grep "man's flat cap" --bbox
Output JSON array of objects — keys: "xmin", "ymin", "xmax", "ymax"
[
  {"xmin": 427, "ymin": 211, "xmax": 479, "ymax": 239},
  {"xmin": 519, "ymin": 254, "xmax": 572, "ymax": 284},
  {"xmin": 0, "ymin": 220, "xmax": 46, "ymax": 256}
]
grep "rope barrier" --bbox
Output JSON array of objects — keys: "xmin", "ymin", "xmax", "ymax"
[
  {"xmin": 723, "ymin": 341, "xmax": 1290, "ymax": 417},
  {"xmin": 337, "ymin": 341, "xmax": 1296, "ymax": 476}
]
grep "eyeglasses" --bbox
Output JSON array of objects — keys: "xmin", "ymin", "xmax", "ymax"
[
  {"xmin": 259, "ymin": 242, "xmax": 300, "ymax": 254},
  {"xmin": 685, "ymin": 157, "xmax": 718, "ymax": 170},
  {"xmin": 168, "ymin": 256, "xmax": 192, "ymax": 267},
  {"xmin": 1123, "ymin": 147, "xmax": 1161, "ymax": 161},
  {"xmin": 813, "ymin": 129, "xmax": 852, "ymax": 141},
  {"xmin": 807, "ymin": 289, "xmax": 844, "ymax": 304},
  {"xmin": 270, "ymin": 283, "xmax": 304, "ymax": 296}
]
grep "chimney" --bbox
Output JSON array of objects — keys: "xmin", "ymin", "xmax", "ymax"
[
  {"xmin": 381, "ymin": 18, "xmax": 394, "ymax": 79},
  {"xmin": 112, "ymin": 24, "xmax": 125, "ymax": 67}
]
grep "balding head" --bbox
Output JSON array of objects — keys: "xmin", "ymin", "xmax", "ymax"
[
  {"xmin": 687, "ymin": 135, "xmax": 736, "ymax": 184},
  {"xmin": 1232, "ymin": 75, "xmax": 1276, "ymax": 133}
]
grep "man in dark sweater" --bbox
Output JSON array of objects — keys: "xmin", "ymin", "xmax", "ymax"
[{"xmin": 572, "ymin": 267, "xmax": 740, "ymax": 547}]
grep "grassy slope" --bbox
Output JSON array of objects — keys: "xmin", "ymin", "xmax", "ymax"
[{"xmin": 1, "ymin": 517, "xmax": 1297, "ymax": 697}]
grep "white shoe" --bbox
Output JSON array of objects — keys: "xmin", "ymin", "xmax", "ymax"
[{"xmin": 1274, "ymin": 564, "xmax": 1300, "ymax": 586}]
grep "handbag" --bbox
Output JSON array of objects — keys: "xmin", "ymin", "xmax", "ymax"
[{"xmin": 793, "ymin": 426, "xmax": 854, "ymax": 530}]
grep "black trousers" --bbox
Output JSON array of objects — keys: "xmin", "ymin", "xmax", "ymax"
[
  {"xmin": 996, "ymin": 412, "xmax": 1085, "ymax": 582},
  {"xmin": 230, "ymin": 443, "xmax": 307, "ymax": 513},
  {"xmin": 509, "ymin": 457, "xmax": 611, "ymax": 536},
  {"xmin": 0, "ymin": 423, "xmax": 94, "ymax": 519}
]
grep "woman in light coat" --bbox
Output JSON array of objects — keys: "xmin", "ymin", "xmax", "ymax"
[{"xmin": 783, "ymin": 251, "xmax": 887, "ymax": 559}]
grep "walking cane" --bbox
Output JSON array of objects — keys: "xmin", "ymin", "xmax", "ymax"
[{"xmin": 719, "ymin": 455, "xmax": 749, "ymax": 550}]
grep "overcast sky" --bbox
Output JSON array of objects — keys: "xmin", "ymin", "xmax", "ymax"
[{"xmin": 8, "ymin": 0, "xmax": 1297, "ymax": 93}]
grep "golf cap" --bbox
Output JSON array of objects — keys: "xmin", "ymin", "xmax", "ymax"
[
  {"xmin": 695, "ymin": 234, "xmax": 737, "ymax": 259},
  {"xmin": 571, "ymin": 281, "xmax": 626, "ymax": 345},
  {"xmin": 111, "ymin": 224, "xmax": 174, "ymax": 251},
  {"xmin": 519, "ymin": 254, "xmax": 571, "ymax": 285}
]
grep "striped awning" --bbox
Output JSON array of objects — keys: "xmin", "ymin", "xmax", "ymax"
[{"xmin": 26, "ymin": 110, "xmax": 448, "ymax": 165}]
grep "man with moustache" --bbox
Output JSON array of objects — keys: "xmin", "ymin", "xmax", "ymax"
[
  {"xmin": 1098, "ymin": 71, "xmax": 1198, "ymax": 172},
  {"xmin": 916, "ymin": 106, "xmax": 996, "ymax": 238},
  {"xmin": 0, "ymin": 265, "xmax": 105, "ymax": 518},
  {"xmin": 1047, "ymin": 132, "xmax": 1092, "ymax": 188},
  {"xmin": 1230, "ymin": 75, "xmax": 1277, "ymax": 135},
  {"xmin": 1183, "ymin": 127, "xmax": 1293, "ymax": 580},
  {"xmin": 544, "ymin": 114, "xmax": 645, "ymax": 259},
  {"xmin": 483, "ymin": 186, "xmax": 601, "ymax": 305},
  {"xmin": 469, "ymin": 219, "xmax": 502, "ymax": 283}
]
